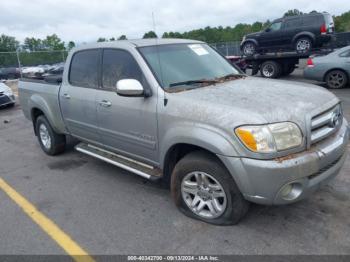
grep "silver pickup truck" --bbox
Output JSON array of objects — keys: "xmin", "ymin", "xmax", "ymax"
[{"xmin": 19, "ymin": 39, "xmax": 349, "ymax": 225}]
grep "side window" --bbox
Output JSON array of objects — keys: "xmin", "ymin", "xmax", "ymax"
[
  {"xmin": 69, "ymin": 50, "xmax": 99, "ymax": 88},
  {"xmin": 102, "ymin": 49, "xmax": 144, "ymax": 90},
  {"xmin": 302, "ymin": 16, "xmax": 319, "ymax": 26},
  {"xmin": 270, "ymin": 22, "xmax": 282, "ymax": 31},
  {"xmin": 284, "ymin": 19, "xmax": 301, "ymax": 29},
  {"xmin": 339, "ymin": 50, "xmax": 350, "ymax": 57}
]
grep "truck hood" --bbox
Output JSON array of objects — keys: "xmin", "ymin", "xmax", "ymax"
[{"xmin": 167, "ymin": 77, "xmax": 339, "ymax": 133}]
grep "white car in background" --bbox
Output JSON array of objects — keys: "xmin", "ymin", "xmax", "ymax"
[{"xmin": 0, "ymin": 83, "xmax": 15, "ymax": 107}]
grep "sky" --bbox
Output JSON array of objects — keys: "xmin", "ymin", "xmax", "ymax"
[{"xmin": 0, "ymin": 0, "xmax": 349, "ymax": 44}]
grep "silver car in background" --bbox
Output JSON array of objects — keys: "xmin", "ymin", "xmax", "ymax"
[
  {"xmin": 304, "ymin": 46, "xmax": 350, "ymax": 89},
  {"xmin": 0, "ymin": 82, "xmax": 15, "ymax": 107}
]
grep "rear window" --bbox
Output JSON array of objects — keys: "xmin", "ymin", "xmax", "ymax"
[
  {"xmin": 69, "ymin": 49, "xmax": 99, "ymax": 88},
  {"xmin": 302, "ymin": 15, "xmax": 322, "ymax": 26}
]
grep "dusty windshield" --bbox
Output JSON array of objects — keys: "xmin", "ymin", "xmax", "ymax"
[{"xmin": 138, "ymin": 43, "xmax": 241, "ymax": 91}]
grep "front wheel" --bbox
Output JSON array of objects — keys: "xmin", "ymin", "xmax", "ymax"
[
  {"xmin": 35, "ymin": 115, "xmax": 66, "ymax": 155},
  {"xmin": 171, "ymin": 151, "xmax": 249, "ymax": 225},
  {"xmin": 242, "ymin": 42, "xmax": 257, "ymax": 56},
  {"xmin": 325, "ymin": 70, "xmax": 348, "ymax": 89}
]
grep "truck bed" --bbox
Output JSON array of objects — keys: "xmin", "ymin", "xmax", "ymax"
[{"xmin": 18, "ymin": 78, "xmax": 67, "ymax": 133}]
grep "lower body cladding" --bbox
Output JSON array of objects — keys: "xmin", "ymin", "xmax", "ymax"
[
  {"xmin": 219, "ymin": 121, "xmax": 349, "ymax": 205},
  {"xmin": 0, "ymin": 94, "xmax": 15, "ymax": 107}
]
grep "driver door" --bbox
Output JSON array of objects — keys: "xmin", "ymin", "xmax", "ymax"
[
  {"xmin": 259, "ymin": 21, "xmax": 283, "ymax": 49},
  {"xmin": 96, "ymin": 48, "xmax": 158, "ymax": 164}
]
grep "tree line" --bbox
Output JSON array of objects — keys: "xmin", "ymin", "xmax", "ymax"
[{"xmin": 1, "ymin": 9, "xmax": 349, "ymax": 67}]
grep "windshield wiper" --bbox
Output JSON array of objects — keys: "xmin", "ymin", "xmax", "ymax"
[
  {"xmin": 169, "ymin": 79, "xmax": 219, "ymax": 87},
  {"xmin": 217, "ymin": 73, "xmax": 246, "ymax": 80}
]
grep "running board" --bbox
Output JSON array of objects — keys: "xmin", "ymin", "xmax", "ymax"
[{"xmin": 75, "ymin": 143, "xmax": 162, "ymax": 181}]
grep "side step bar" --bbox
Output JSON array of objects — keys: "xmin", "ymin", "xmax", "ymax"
[{"xmin": 75, "ymin": 143, "xmax": 162, "ymax": 181}]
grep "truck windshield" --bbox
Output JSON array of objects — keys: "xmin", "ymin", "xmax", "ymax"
[{"xmin": 138, "ymin": 43, "xmax": 240, "ymax": 91}]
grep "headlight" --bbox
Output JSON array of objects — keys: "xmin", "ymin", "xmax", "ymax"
[
  {"xmin": 235, "ymin": 122, "xmax": 302, "ymax": 153},
  {"xmin": 3, "ymin": 87, "xmax": 13, "ymax": 96}
]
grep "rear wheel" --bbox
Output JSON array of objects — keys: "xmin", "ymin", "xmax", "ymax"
[
  {"xmin": 260, "ymin": 61, "xmax": 282, "ymax": 78},
  {"xmin": 35, "ymin": 115, "xmax": 66, "ymax": 155},
  {"xmin": 171, "ymin": 151, "xmax": 249, "ymax": 225},
  {"xmin": 295, "ymin": 37, "xmax": 312, "ymax": 54},
  {"xmin": 325, "ymin": 70, "xmax": 348, "ymax": 89},
  {"xmin": 242, "ymin": 42, "xmax": 257, "ymax": 56}
]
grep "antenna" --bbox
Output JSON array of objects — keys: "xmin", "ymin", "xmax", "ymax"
[{"xmin": 152, "ymin": 11, "xmax": 167, "ymax": 105}]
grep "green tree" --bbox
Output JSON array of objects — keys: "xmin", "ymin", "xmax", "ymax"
[
  {"xmin": 97, "ymin": 37, "xmax": 107, "ymax": 42},
  {"xmin": 334, "ymin": 11, "xmax": 350, "ymax": 32},
  {"xmin": 110, "ymin": 37, "xmax": 116, "ymax": 41},
  {"xmin": 42, "ymin": 34, "xmax": 65, "ymax": 50},
  {"xmin": 23, "ymin": 37, "xmax": 43, "ymax": 51},
  {"xmin": 0, "ymin": 34, "xmax": 19, "ymax": 52},
  {"xmin": 284, "ymin": 9, "xmax": 303, "ymax": 17},
  {"xmin": 143, "ymin": 31, "xmax": 158, "ymax": 39},
  {"xmin": 117, "ymin": 35, "xmax": 127, "ymax": 40},
  {"xmin": 67, "ymin": 41, "xmax": 76, "ymax": 50}
]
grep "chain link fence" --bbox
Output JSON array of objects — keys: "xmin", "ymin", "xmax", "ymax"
[{"xmin": 0, "ymin": 50, "xmax": 67, "ymax": 80}]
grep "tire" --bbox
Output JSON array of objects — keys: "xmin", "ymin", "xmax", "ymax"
[
  {"xmin": 295, "ymin": 37, "xmax": 312, "ymax": 54},
  {"xmin": 325, "ymin": 70, "xmax": 348, "ymax": 89},
  {"xmin": 260, "ymin": 61, "xmax": 282, "ymax": 78},
  {"xmin": 171, "ymin": 151, "xmax": 249, "ymax": 225},
  {"xmin": 242, "ymin": 42, "xmax": 257, "ymax": 56},
  {"xmin": 35, "ymin": 115, "xmax": 66, "ymax": 155}
]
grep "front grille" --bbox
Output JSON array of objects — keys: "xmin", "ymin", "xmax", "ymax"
[
  {"xmin": 310, "ymin": 104, "xmax": 342, "ymax": 145},
  {"xmin": 0, "ymin": 95, "xmax": 10, "ymax": 105},
  {"xmin": 308, "ymin": 155, "xmax": 342, "ymax": 179}
]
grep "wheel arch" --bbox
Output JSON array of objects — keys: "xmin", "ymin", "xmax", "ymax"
[
  {"xmin": 28, "ymin": 95, "xmax": 64, "ymax": 135},
  {"xmin": 292, "ymin": 32, "xmax": 316, "ymax": 44},
  {"xmin": 241, "ymin": 39, "xmax": 259, "ymax": 49}
]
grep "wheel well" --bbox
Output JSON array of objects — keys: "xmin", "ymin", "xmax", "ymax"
[
  {"xmin": 162, "ymin": 144, "xmax": 220, "ymax": 187},
  {"xmin": 31, "ymin": 108, "xmax": 44, "ymax": 135},
  {"xmin": 294, "ymin": 35, "xmax": 314, "ymax": 44},
  {"xmin": 323, "ymin": 68, "xmax": 349, "ymax": 82}
]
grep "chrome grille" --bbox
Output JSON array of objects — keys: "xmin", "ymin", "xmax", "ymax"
[{"xmin": 310, "ymin": 104, "xmax": 342, "ymax": 145}]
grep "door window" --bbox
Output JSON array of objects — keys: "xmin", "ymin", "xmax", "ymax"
[
  {"xmin": 69, "ymin": 49, "xmax": 99, "ymax": 88},
  {"xmin": 339, "ymin": 49, "xmax": 350, "ymax": 57},
  {"xmin": 269, "ymin": 22, "xmax": 282, "ymax": 31},
  {"xmin": 102, "ymin": 49, "xmax": 145, "ymax": 90}
]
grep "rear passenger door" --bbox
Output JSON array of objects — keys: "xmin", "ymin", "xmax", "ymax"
[
  {"xmin": 282, "ymin": 18, "xmax": 301, "ymax": 46},
  {"xmin": 96, "ymin": 49, "xmax": 158, "ymax": 164},
  {"xmin": 59, "ymin": 49, "xmax": 101, "ymax": 143}
]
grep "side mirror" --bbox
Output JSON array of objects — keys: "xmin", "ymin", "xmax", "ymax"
[
  {"xmin": 265, "ymin": 28, "xmax": 271, "ymax": 32},
  {"xmin": 116, "ymin": 79, "xmax": 144, "ymax": 97}
]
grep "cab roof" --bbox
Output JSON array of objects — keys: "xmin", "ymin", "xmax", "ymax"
[{"xmin": 73, "ymin": 38, "xmax": 204, "ymax": 52}]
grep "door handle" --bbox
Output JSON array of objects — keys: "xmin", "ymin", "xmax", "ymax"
[
  {"xmin": 99, "ymin": 100, "xmax": 112, "ymax": 107},
  {"xmin": 63, "ymin": 93, "xmax": 71, "ymax": 99}
]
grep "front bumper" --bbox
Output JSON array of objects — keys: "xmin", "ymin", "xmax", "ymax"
[
  {"xmin": 0, "ymin": 94, "xmax": 15, "ymax": 106},
  {"xmin": 219, "ymin": 120, "xmax": 349, "ymax": 205}
]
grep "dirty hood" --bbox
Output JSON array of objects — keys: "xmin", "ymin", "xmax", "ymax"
[{"xmin": 168, "ymin": 77, "xmax": 339, "ymax": 131}]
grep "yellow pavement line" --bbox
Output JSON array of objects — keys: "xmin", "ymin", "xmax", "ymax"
[{"xmin": 0, "ymin": 178, "xmax": 95, "ymax": 262}]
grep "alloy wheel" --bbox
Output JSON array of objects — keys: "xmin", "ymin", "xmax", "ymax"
[
  {"xmin": 39, "ymin": 123, "xmax": 52, "ymax": 149},
  {"xmin": 181, "ymin": 171, "xmax": 227, "ymax": 219}
]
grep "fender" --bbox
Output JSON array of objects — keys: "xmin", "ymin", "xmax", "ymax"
[
  {"xmin": 240, "ymin": 38, "xmax": 259, "ymax": 49},
  {"xmin": 159, "ymin": 124, "xmax": 240, "ymax": 170},
  {"xmin": 292, "ymin": 32, "xmax": 316, "ymax": 44},
  {"xmin": 28, "ymin": 94, "xmax": 67, "ymax": 134}
]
